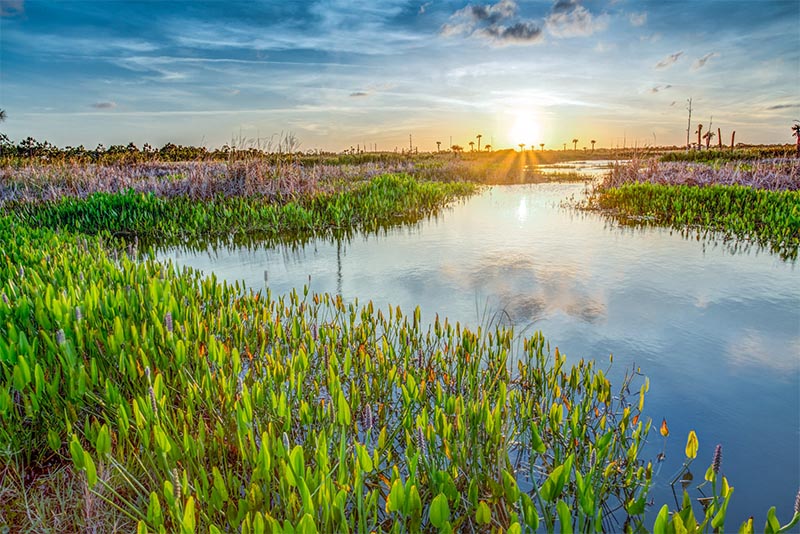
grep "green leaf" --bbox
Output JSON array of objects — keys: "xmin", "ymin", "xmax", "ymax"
[
  {"xmin": 290, "ymin": 445, "xmax": 305, "ymax": 482},
  {"xmin": 521, "ymin": 493, "xmax": 539, "ymax": 530},
  {"xmin": 337, "ymin": 390, "xmax": 351, "ymax": 427},
  {"xmin": 356, "ymin": 444, "xmax": 373, "ymax": 473},
  {"xmin": 765, "ymin": 507, "xmax": 780, "ymax": 534},
  {"xmin": 69, "ymin": 435, "xmax": 84, "ymax": 469},
  {"xmin": 296, "ymin": 514, "xmax": 317, "ymax": 534},
  {"xmin": 502, "ymin": 469, "xmax": 519, "ymax": 502},
  {"xmin": 476, "ymin": 501, "xmax": 491, "ymax": 525},
  {"xmin": 653, "ymin": 504, "xmax": 669, "ymax": 534},
  {"xmin": 83, "ymin": 451, "xmax": 97, "ymax": 487},
  {"xmin": 388, "ymin": 479, "xmax": 405, "ymax": 513},
  {"xmin": 181, "ymin": 496, "xmax": 195, "ymax": 534},
  {"xmin": 626, "ymin": 496, "xmax": 646, "ymax": 515},
  {"xmin": 530, "ymin": 424, "xmax": 546, "ymax": 454},
  {"xmin": 429, "ymin": 493, "xmax": 450, "ymax": 528},
  {"xmin": 212, "ymin": 466, "xmax": 229, "ymax": 502},
  {"xmin": 95, "ymin": 424, "xmax": 111, "ymax": 456},
  {"xmin": 539, "ymin": 464, "xmax": 565, "ymax": 502},
  {"xmin": 556, "ymin": 500, "xmax": 573, "ymax": 534}
]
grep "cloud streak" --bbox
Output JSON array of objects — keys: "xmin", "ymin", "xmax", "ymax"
[
  {"xmin": 91, "ymin": 101, "xmax": 117, "ymax": 109},
  {"xmin": 693, "ymin": 52, "xmax": 718, "ymax": 70},
  {"xmin": 655, "ymin": 51, "xmax": 683, "ymax": 69}
]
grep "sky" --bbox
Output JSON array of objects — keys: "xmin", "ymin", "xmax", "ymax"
[{"xmin": 0, "ymin": 0, "xmax": 798, "ymax": 151}]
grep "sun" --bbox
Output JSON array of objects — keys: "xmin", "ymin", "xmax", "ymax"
[{"xmin": 509, "ymin": 113, "xmax": 542, "ymax": 147}]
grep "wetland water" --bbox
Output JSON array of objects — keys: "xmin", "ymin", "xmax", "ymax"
[{"xmin": 160, "ymin": 182, "xmax": 799, "ymax": 523}]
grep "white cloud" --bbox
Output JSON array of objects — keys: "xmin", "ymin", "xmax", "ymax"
[{"xmin": 546, "ymin": 3, "xmax": 609, "ymax": 37}]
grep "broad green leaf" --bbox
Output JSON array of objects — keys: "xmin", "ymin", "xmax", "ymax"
[
  {"xmin": 539, "ymin": 464, "xmax": 565, "ymax": 502},
  {"xmin": 502, "ymin": 470, "xmax": 519, "ymax": 502},
  {"xmin": 387, "ymin": 479, "xmax": 405, "ymax": 513},
  {"xmin": 530, "ymin": 424, "xmax": 545, "ymax": 454},
  {"xmin": 83, "ymin": 451, "xmax": 97, "ymax": 487},
  {"xmin": 212, "ymin": 467, "xmax": 229, "ymax": 502},
  {"xmin": 476, "ymin": 501, "xmax": 491, "ymax": 525},
  {"xmin": 556, "ymin": 500, "xmax": 573, "ymax": 534},
  {"xmin": 181, "ymin": 496, "xmax": 195, "ymax": 534},
  {"xmin": 653, "ymin": 504, "xmax": 669, "ymax": 534},
  {"xmin": 69, "ymin": 435, "xmax": 84, "ymax": 469},
  {"xmin": 296, "ymin": 513, "xmax": 318, "ymax": 534},
  {"xmin": 356, "ymin": 444, "xmax": 373, "ymax": 473},
  {"xmin": 95, "ymin": 424, "xmax": 111, "ymax": 456},
  {"xmin": 765, "ymin": 507, "xmax": 780, "ymax": 534},
  {"xmin": 429, "ymin": 493, "xmax": 450, "ymax": 528}
]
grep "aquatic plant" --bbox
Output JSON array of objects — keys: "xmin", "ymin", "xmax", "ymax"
[
  {"xmin": 4, "ymin": 174, "xmax": 476, "ymax": 248},
  {"xmin": 1, "ymin": 217, "xmax": 658, "ymax": 532},
  {"xmin": 592, "ymin": 182, "xmax": 799, "ymax": 259}
]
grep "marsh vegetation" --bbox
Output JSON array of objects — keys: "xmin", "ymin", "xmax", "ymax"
[{"xmin": 1, "ymin": 146, "xmax": 798, "ymax": 532}]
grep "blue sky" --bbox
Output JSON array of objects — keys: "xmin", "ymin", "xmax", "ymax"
[{"xmin": 0, "ymin": 0, "xmax": 797, "ymax": 151}]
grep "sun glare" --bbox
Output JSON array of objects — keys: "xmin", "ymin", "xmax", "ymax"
[{"xmin": 509, "ymin": 113, "xmax": 542, "ymax": 146}]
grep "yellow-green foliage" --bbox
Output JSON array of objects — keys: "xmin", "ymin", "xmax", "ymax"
[
  {"xmin": 0, "ymin": 215, "xmax": 656, "ymax": 532},
  {"xmin": 596, "ymin": 183, "xmax": 800, "ymax": 260}
]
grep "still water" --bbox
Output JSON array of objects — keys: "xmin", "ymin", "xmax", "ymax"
[{"xmin": 160, "ymin": 182, "xmax": 799, "ymax": 524}]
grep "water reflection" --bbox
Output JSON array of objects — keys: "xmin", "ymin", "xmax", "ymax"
[{"xmin": 158, "ymin": 183, "xmax": 799, "ymax": 524}]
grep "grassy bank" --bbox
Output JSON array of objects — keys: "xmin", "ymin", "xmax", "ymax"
[
  {"xmin": 4, "ymin": 174, "xmax": 476, "ymax": 247},
  {"xmin": 588, "ymin": 158, "xmax": 800, "ymax": 260},
  {"xmin": 595, "ymin": 183, "xmax": 799, "ymax": 255}
]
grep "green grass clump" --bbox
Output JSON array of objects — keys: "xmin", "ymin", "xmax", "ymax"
[
  {"xmin": 595, "ymin": 183, "xmax": 800, "ymax": 260},
  {"xmin": 0, "ymin": 217, "xmax": 657, "ymax": 532},
  {"xmin": 5, "ymin": 174, "xmax": 475, "ymax": 246}
]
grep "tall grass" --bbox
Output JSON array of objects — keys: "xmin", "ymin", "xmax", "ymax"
[{"xmin": 4, "ymin": 174, "xmax": 476, "ymax": 247}]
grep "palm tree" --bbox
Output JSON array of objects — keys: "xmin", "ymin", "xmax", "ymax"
[
  {"xmin": 469, "ymin": 141, "xmax": 475, "ymax": 152},
  {"xmin": 539, "ymin": 143, "xmax": 545, "ymax": 151},
  {"xmin": 484, "ymin": 144, "xmax": 492, "ymax": 152},
  {"xmin": 518, "ymin": 143, "xmax": 526, "ymax": 152},
  {"xmin": 476, "ymin": 134, "xmax": 482, "ymax": 152},
  {"xmin": 695, "ymin": 124, "xmax": 703, "ymax": 150},
  {"xmin": 703, "ymin": 130, "xmax": 714, "ymax": 150},
  {"xmin": 0, "ymin": 109, "xmax": 6, "ymax": 122},
  {"xmin": 793, "ymin": 121, "xmax": 800, "ymax": 156},
  {"xmin": 436, "ymin": 141, "xmax": 441, "ymax": 152},
  {"xmin": 590, "ymin": 139, "xmax": 596, "ymax": 151},
  {"xmin": 572, "ymin": 138, "xmax": 578, "ymax": 150}
]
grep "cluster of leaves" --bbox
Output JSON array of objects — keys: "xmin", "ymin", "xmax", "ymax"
[
  {"xmin": 1, "ymin": 215, "xmax": 660, "ymax": 532},
  {"xmin": 593, "ymin": 183, "xmax": 800, "ymax": 260},
  {"xmin": 4, "ymin": 174, "xmax": 476, "ymax": 248}
]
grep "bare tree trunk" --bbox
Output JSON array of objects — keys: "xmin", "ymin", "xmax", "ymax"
[
  {"xmin": 717, "ymin": 128, "xmax": 722, "ymax": 148},
  {"xmin": 730, "ymin": 131, "xmax": 736, "ymax": 149}
]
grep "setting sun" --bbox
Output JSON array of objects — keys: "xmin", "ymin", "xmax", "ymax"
[{"xmin": 509, "ymin": 112, "xmax": 542, "ymax": 147}]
